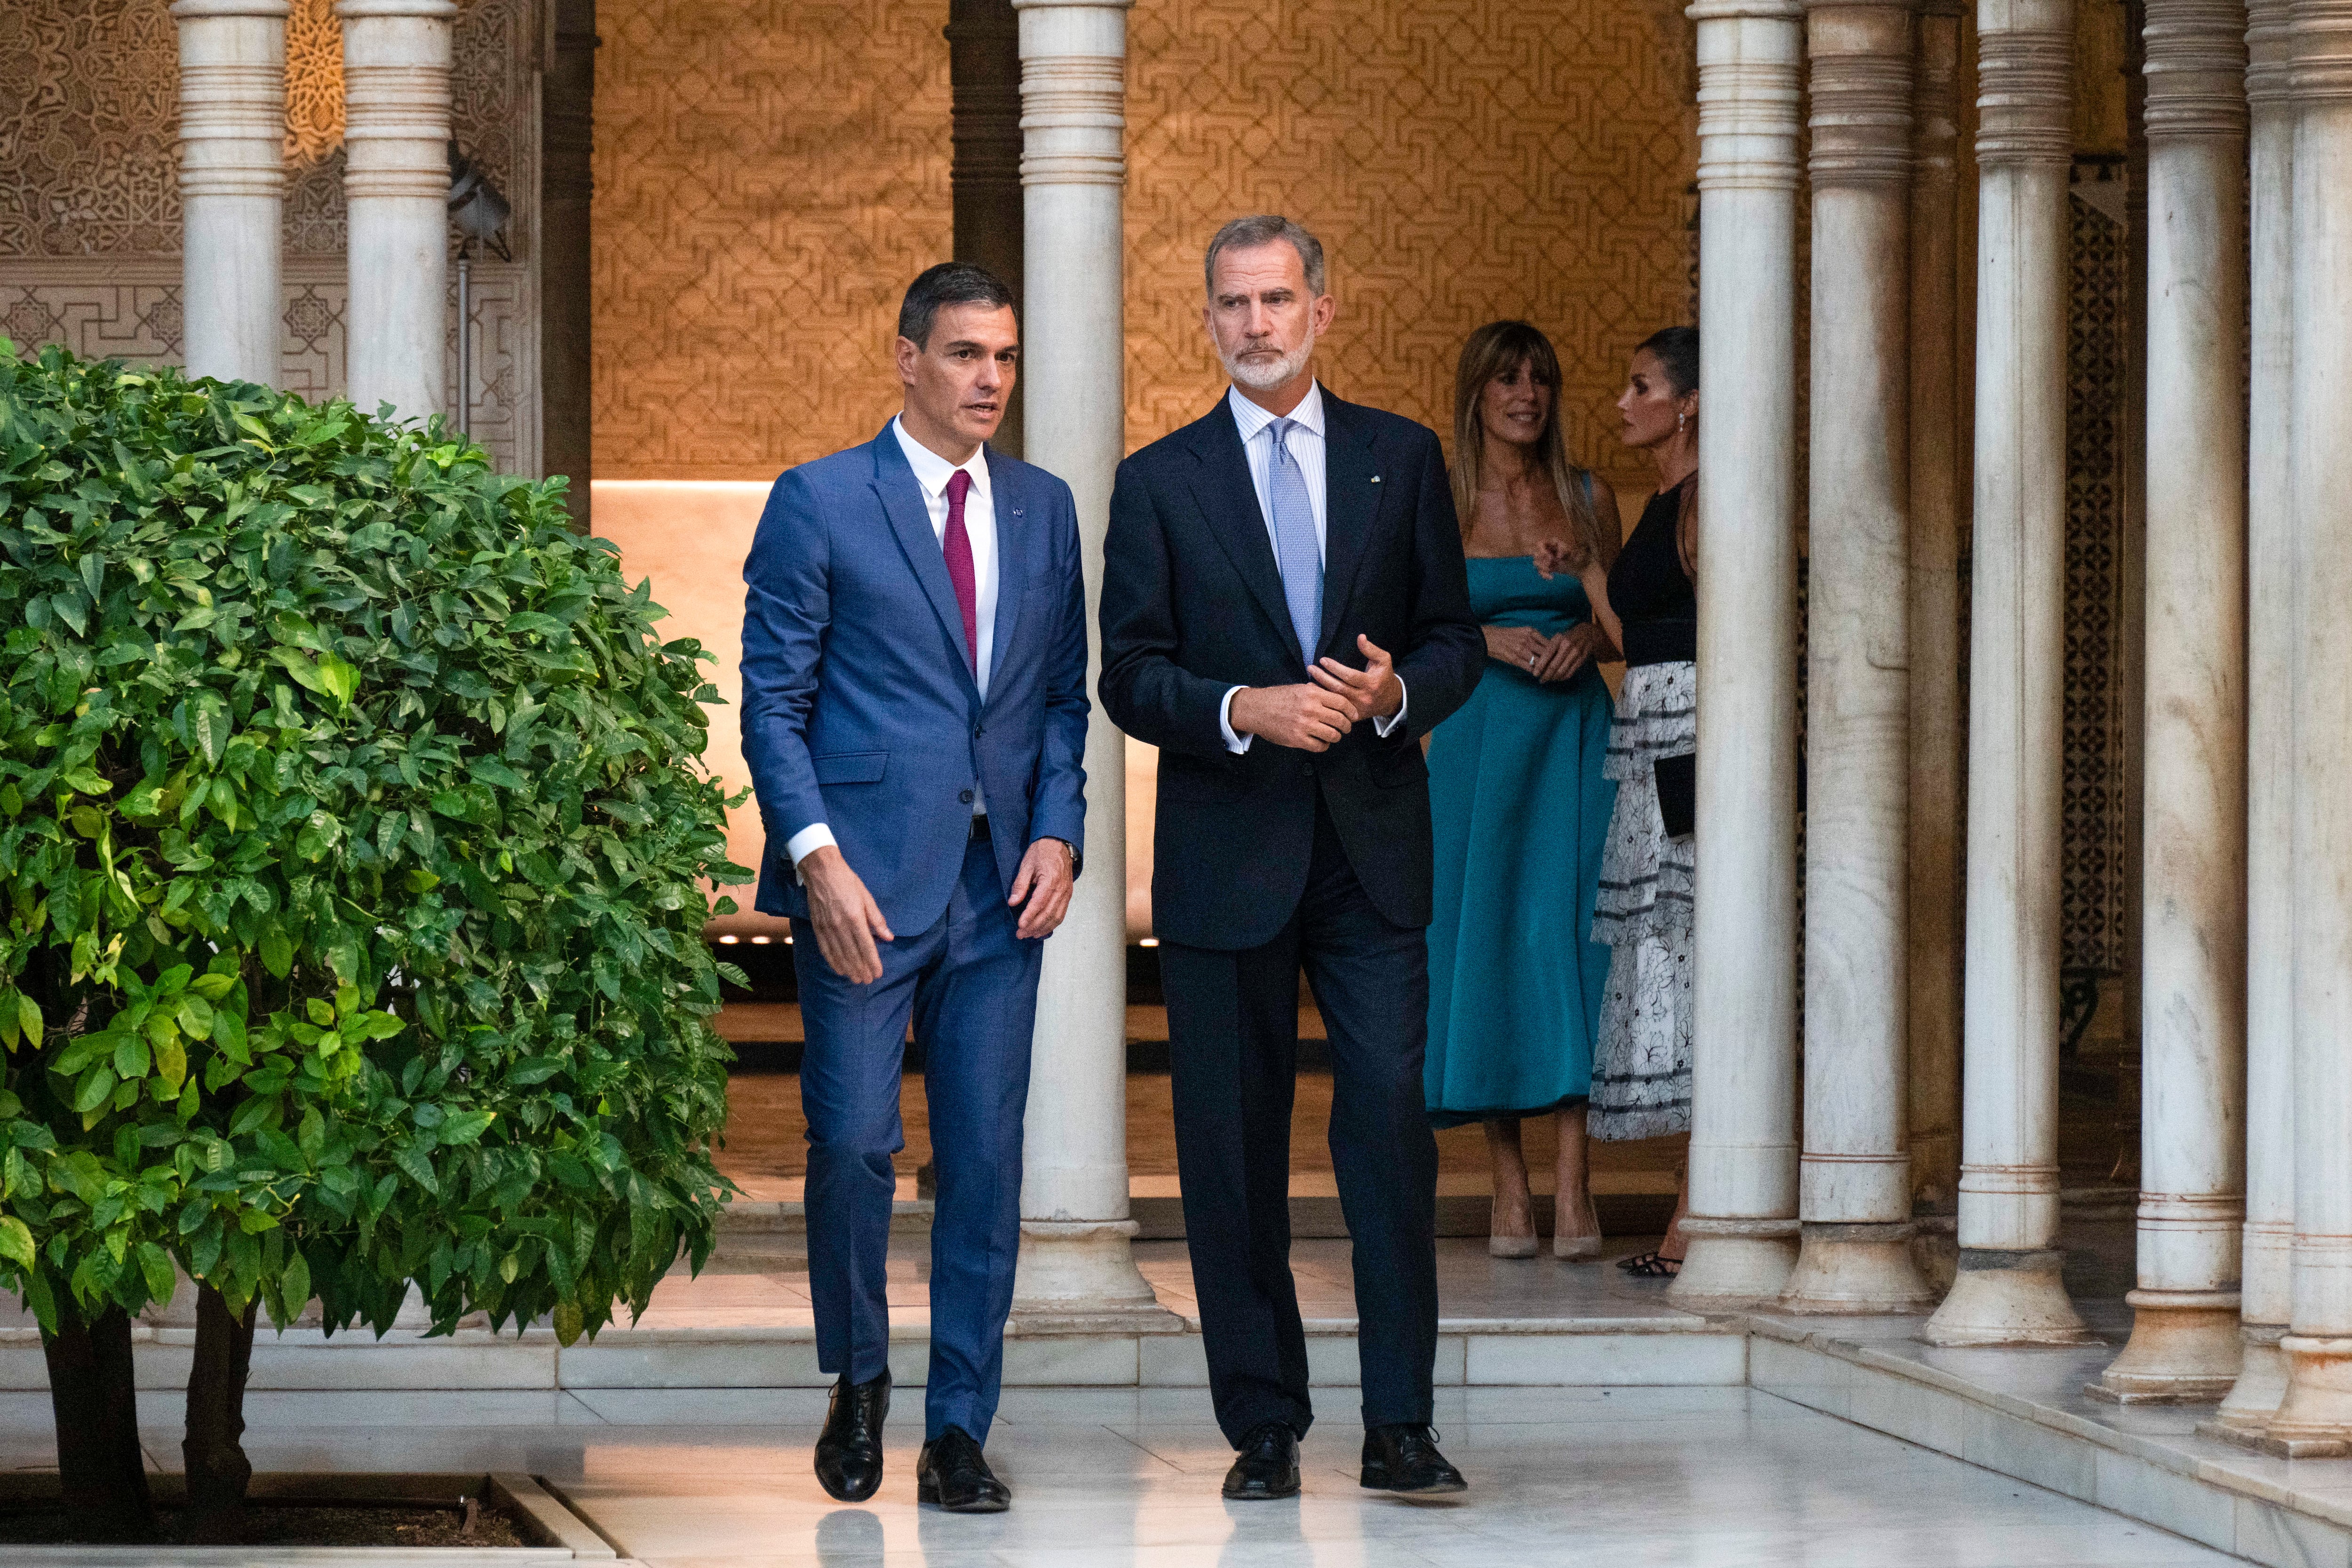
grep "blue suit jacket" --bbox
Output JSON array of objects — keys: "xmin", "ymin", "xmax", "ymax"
[{"xmin": 740, "ymin": 426, "xmax": 1090, "ymax": 932}]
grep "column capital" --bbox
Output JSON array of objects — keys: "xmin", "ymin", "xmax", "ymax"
[
  {"xmin": 334, "ymin": 0, "xmax": 460, "ymax": 16},
  {"xmin": 2289, "ymin": 0, "xmax": 2352, "ymax": 105},
  {"xmin": 1976, "ymin": 2, "xmax": 2074, "ymax": 169},
  {"xmin": 1694, "ymin": 0, "xmax": 1806, "ymax": 193},
  {"xmin": 1809, "ymin": 3, "xmax": 1919, "ymax": 188},
  {"xmin": 2250, "ymin": 0, "xmax": 2294, "ymax": 108},
  {"xmin": 2144, "ymin": 0, "xmax": 2250, "ymax": 138},
  {"xmin": 1016, "ymin": 0, "xmax": 1128, "ymax": 190},
  {"xmin": 169, "ymin": 0, "xmax": 290, "ymax": 16}
]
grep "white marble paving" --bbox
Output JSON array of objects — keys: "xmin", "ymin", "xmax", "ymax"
[{"xmin": 0, "ymin": 1383, "xmax": 2245, "ymax": 1565}]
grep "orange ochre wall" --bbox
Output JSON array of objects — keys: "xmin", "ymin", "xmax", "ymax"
[{"xmin": 587, "ymin": 0, "xmax": 1699, "ymax": 925}]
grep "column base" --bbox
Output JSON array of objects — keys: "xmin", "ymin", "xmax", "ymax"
[
  {"xmin": 1920, "ymin": 1248, "xmax": 2100, "ymax": 1347},
  {"xmin": 1778, "ymin": 1222, "xmax": 1940, "ymax": 1314},
  {"xmin": 2198, "ymin": 1322, "xmax": 2291, "ymax": 1443},
  {"xmin": 1665, "ymin": 1217, "xmax": 1798, "ymax": 1309},
  {"xmin": 1911, "ymin": 1212, "xmax": 1959, "ymax": 1296},
  {"xmin": 1010, "ymin": 1219, "xmax": 1180, "ymax": 1334},
  {"xmin": 2085, "ymin": 1290, "xmax": 2243, "ymax": 1404},
  {"xmin": 2256, "ymin": 1337, "xmax": 2352, "ymax": 1457}
]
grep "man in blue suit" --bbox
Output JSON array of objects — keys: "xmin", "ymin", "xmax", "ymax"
[{"xmin": 740, "ymin": 262, "xmax": 1088, "ymax": 1513}]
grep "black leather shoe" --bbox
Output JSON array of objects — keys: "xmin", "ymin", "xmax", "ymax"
[
  {"xmin": 813, "ymin": 1370, "xmax": 890, "ymax": 1502},
  {"xmin": 916, "ymin": 1425, "xmax": 1010, "ymax": 1513},
  {"xmin": 1359, "ymin": 1424, "xmax": 1467, "ymax": 1494},
  {"xmin": 1222, "ymin": 1420, "xmax": 1302, "ymax": 1500}
]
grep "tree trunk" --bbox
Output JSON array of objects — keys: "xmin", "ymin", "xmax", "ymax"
[
  {"xmin": 41, "ymin": 1295, "xmax": 157, "ymax": 1542},
  {"xmin": 181, "ymin": 1284, "xmax": 259, "ymax": 1543}
]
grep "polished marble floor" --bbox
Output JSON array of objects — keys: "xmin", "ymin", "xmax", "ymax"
[{"xmin": 4, "ymin": 1385, "xmax": 2246, "ymax": 1566}]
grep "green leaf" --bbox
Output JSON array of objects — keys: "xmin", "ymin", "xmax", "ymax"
[
  {"xmin": 17, "ymin": 995, "xmax": 41, "ymax": 1051},
  {"xmin": 316, "ymin": 652, "xmax": 358, "ymax": 707},
  {"xmin": 0, "ymin": 1218, "xmax": 33, "ymax": 1270},
  {"xmin": 135, "ymin": 1242, "xmax": 175, "ymax": 1306},
  {"xmin": 439, "ymin": 1110, "xmax": 496, "ymax": 1147},
  {"xmin": 305, "ymin": 998, "xmax": 334, "ymax": 1028},
  {"xmin": 279, "ymin": 1251, "xmax": 311, "ymax": 1319},
  {"xmin": 70, "ymin": 1064, "xmax": 117, "ymax": 1114},
  {"xmin": 175, "ymin": 993, "xmax": 214, "ymax": 1041},
  {"xmin": 552, "ymin": 1299, "xmax": 584, "ymax": 1347},
  {"xmin": 260, "ymin": 925, "xmax": 292, "ymax": 980}
]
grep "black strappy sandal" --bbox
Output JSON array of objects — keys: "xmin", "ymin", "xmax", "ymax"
[{"xmin": 1616, "ymin": 1251, "xmax": 1682, "ymax": 1277}]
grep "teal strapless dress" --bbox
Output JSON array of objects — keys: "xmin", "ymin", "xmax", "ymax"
[{"xmin": 1423, "ymin": 556, "xmax": 1619, "ymax": 1126}]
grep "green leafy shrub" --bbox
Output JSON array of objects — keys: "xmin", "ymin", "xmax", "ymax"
[{"xmin": 0, "ymin": 340, "xmax": 744, "ymax": 1533}]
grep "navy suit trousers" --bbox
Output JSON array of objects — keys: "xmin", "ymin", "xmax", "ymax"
[
  {"xmin": 793, "ymin": 832, "xmax": 1040, "ymax": 1443},
  {"xmin": 1160, "ymin": 793, "xmax": 1441, "ymax": 1444}
]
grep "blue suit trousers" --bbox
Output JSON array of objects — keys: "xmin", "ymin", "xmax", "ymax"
[{"xmin": 793, "ymin": 833, "xmax": 1039, "ymax": 1444}]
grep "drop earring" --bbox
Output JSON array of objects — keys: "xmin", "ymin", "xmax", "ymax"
[{"xmin": 1677, "ymin": 412, "xmax": 1686, "ymax": 432}]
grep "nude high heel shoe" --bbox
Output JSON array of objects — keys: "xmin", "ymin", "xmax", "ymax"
[
  {"xmin": 1552, "ymin": 1195, "xmax": 1603, "ymax": 1261},
  {"xmin": 1488, "ymin": 1200, "xmax": 1540, "ymax": 1259}
]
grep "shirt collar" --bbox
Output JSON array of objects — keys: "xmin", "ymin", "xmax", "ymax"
[
  {"xmin": 1226, "ymin": 380, "xmax": 1326, "ymax": 445},
  {"xmin": 891, "ymin": 415, "xmax": 990, "ymax": 502}
]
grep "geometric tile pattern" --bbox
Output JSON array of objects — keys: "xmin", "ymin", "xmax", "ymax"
[
  {"xmin": 587, "ymin": 0, "xmax": 1697, "ymax": 484},
  {"xmin": 590, "ymin": 0, "xmax": 956, "ymax": 478},
  {"xmin": 1123, "ymin": 0, "xmax": 1698, "ymax": 491},
  {"xmin": 2061, "ymin": 180, "xmax": 2130, "ymax": 975}
]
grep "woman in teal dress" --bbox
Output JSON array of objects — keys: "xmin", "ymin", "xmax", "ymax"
[{"xmin": 1424, "ymin": 320, "xmax": 1624, "ymax": 1260}]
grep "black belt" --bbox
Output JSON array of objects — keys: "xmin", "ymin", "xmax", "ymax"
[{"xmin": 969, "ymin": 814, "xmax": 991, "ymax": 841}]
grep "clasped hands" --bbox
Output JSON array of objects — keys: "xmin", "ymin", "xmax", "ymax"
[
  {"xmin": 800, "ymin": 834, "xmax": 1074, "ymax": 984},
  {"xmin": 1486, "ymin": 622, "xmax": 1607, "ymax": 685},
  {"xmin": 1229, "ymin": 634, "xmax": 1401, "ymax": 754}
]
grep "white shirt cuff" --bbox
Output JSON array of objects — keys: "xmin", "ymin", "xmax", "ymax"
[
  {"xmin": 786, "ymin": 823, "xmax": 837, "ymax": 873},
  {"xmin": 1373, "ymin": 677, "xmax": 1408, "ymax": 738},
  {"xmin": 1220, "ymin": 686, "xmax": 1255, "ymax": 754}
]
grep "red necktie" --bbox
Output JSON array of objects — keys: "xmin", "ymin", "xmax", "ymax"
[{"xmin": 943, "ymin": 468, "xmax": 979, "ymax": 674}]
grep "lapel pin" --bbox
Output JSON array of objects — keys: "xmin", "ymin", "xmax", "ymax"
[
  {"xmin": 1011, "ymin": 506, "xmax": 1025, "ymax": 515},
  {"xmin": 1370, "ymin": 475, "xmax": 1382, "ymax": 484}
]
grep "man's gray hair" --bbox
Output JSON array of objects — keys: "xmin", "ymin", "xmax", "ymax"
[{"xmin": 1203, "ymin": 215, "xmax": 1328, "ymax": 299}]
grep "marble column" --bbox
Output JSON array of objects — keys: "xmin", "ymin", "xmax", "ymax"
[
  {"xmin": 1923, "ymin": 0, "xmax": 2100, "ymax": 1348},
  {"xmin": 1008, "ymin": 0, "xmax": 1164, "ymax": 1329},
  {"xmin": 1907, "ymin": 0, "xmax": 1968, "ymax": 1291},
  {"xmin": 1668, "ymin": 0, "xmax": 1805, "ymax": 1311},
  {"xmin": 2265, "ymin": 0, "xmax": 2352, "ymax": 1457},
  {"xmin": 172, "ymin": 0, "xmax": 289, "ymax": 387},
  {"xmin": 2211, "ymin": 0, "xmax": 2297, "ymax": 1436},
  {"xmin": 950, "ymin": 0, "xmax": 1027, "ymax": 459},
  {"xmin": 2094, "ymin": 0, "xmax": 2249, "ymax": 1404},
  {"xmin": 1783, "ymin": 0, "xmax": 1939, "ymax": 1316},
  {"xmin": 337, "ymin": 0, "xmax": 456, "ymax": 421}
]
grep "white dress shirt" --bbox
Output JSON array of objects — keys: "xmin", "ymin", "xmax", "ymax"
[
  {"xmin": 787, "ymin": 417, "xmax": 999, "ymax": 867},
  {"xmin": 1217, "ymin": 382, "xmax": 1407, "ymax": 752}
]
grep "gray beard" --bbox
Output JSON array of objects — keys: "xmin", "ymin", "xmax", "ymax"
[{"xmin": 1220, "ymin": 337, "xmax": 1314, "ymax": 393}]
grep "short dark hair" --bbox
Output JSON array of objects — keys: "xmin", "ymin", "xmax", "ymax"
[
  {"xmin": 1204, "ymin": 215, "xmax": 1327, "ymax": 298},
  {"xmin": 898, "ymin": 262, "xmax": 1017, "ymax": 349},
  {"xmin": 1637, "ymin": 324, "xmax": 1700, "ymax": 397}
]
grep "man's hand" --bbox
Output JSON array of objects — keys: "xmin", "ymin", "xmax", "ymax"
[
  {"xmin": 1311, "ymin": 635, "xmax": 1403, "ymax": 722},
  {"xmin": 1008, "ymin": 837, "xmax": 1077, "ymax": 940},
  {"xmin": 1230, "ymin": 683, "xmax": 1355, "ymax": 752},
  {"xmin": 800, "ymin": 844, "xmax": 894, "ymax": 984}
]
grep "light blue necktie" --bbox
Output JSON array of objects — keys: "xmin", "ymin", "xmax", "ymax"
[{"xmin": 1267, "ymin": 417, "xmax": 1322, "ymax": 667}]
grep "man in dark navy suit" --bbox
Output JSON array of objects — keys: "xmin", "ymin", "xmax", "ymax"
[
  {"xmin": 1099, "ymin": 216, "xmax": 1484, "ymax": 1500},
  {"xmin": 740, "ymin": 263, "xmax": 1089, "ymax": 1513}
]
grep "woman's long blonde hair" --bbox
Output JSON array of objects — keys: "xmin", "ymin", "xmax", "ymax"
[{"xmin": 1449, "ymin": 320, "xmax": 1612, "ymax": 571}]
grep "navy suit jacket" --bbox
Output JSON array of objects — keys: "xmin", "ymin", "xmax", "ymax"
[
  {"xmin": 740, "ymin": 425, "xmax": 1090, "ymax": 932},
  {"xmin": 1099, "ymin": 392, "xmax": 1482, "ymax": 949}
]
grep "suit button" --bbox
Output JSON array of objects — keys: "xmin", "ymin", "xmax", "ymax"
[
  {"xmin": 974, "ymin": 726, "xmax": 985, "ymax": 739},
  {"xmin": 959, "ymin": 790, "xmax": 975, "ymax": 804}
]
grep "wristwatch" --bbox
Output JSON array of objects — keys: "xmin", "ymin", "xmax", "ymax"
[{"xmin": 1050, "ymin": 836, "xmax": 1083, "ymax": 880}]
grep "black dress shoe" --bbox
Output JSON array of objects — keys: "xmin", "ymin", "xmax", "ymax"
[
  {"xmin": 1359, "ymin": 1424, "xmax": 1467, "ymax": 1494},
  {"xmin": 1222, "ymin": 1420, "xmax": 1302, "ymax": 1500},
  {"xmin": 814, "ymin": 1369, "xmax": 890, "ymax": 1502},
  {"xmin": 916, "ymin": 1425, "xmax": 1010, "ymax": 1513}
]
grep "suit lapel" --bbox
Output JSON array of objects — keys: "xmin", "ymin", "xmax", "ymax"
[
  {"xmin": 985, "ymin": 447, "xmax": 1026, "ymax": 698},
  {"xmin": 1316, "ymin": 396, "xmax": 1389, "ymax": 659},
  {"xmin": 869, "ymin": 426, "xmax": 981, "ymax": 705},
  {"xmin": 1182, "ymin": 402, "xmax": 1300, "ymax": 665}
]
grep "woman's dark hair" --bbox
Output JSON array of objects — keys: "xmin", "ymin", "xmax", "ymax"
[
  {"xmin": 898, "ymin": 261, "xmax": 1017, "ymax": 348},
  {"xmin": 1637, "ymin": 325, "xmax": 1699, "ymax": 397}
]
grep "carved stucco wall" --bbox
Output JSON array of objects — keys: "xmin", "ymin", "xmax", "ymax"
[
  {"xmin": 588, "ymin": 0, "xmax": 1698, "ymax": 496},
  {"xmin": 590, "ymin": 0, "xmax": 955, "ymax": 480},
  {"xmin": 0, "ymin": 0, "xmax": 542, "ymax": 476}
]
